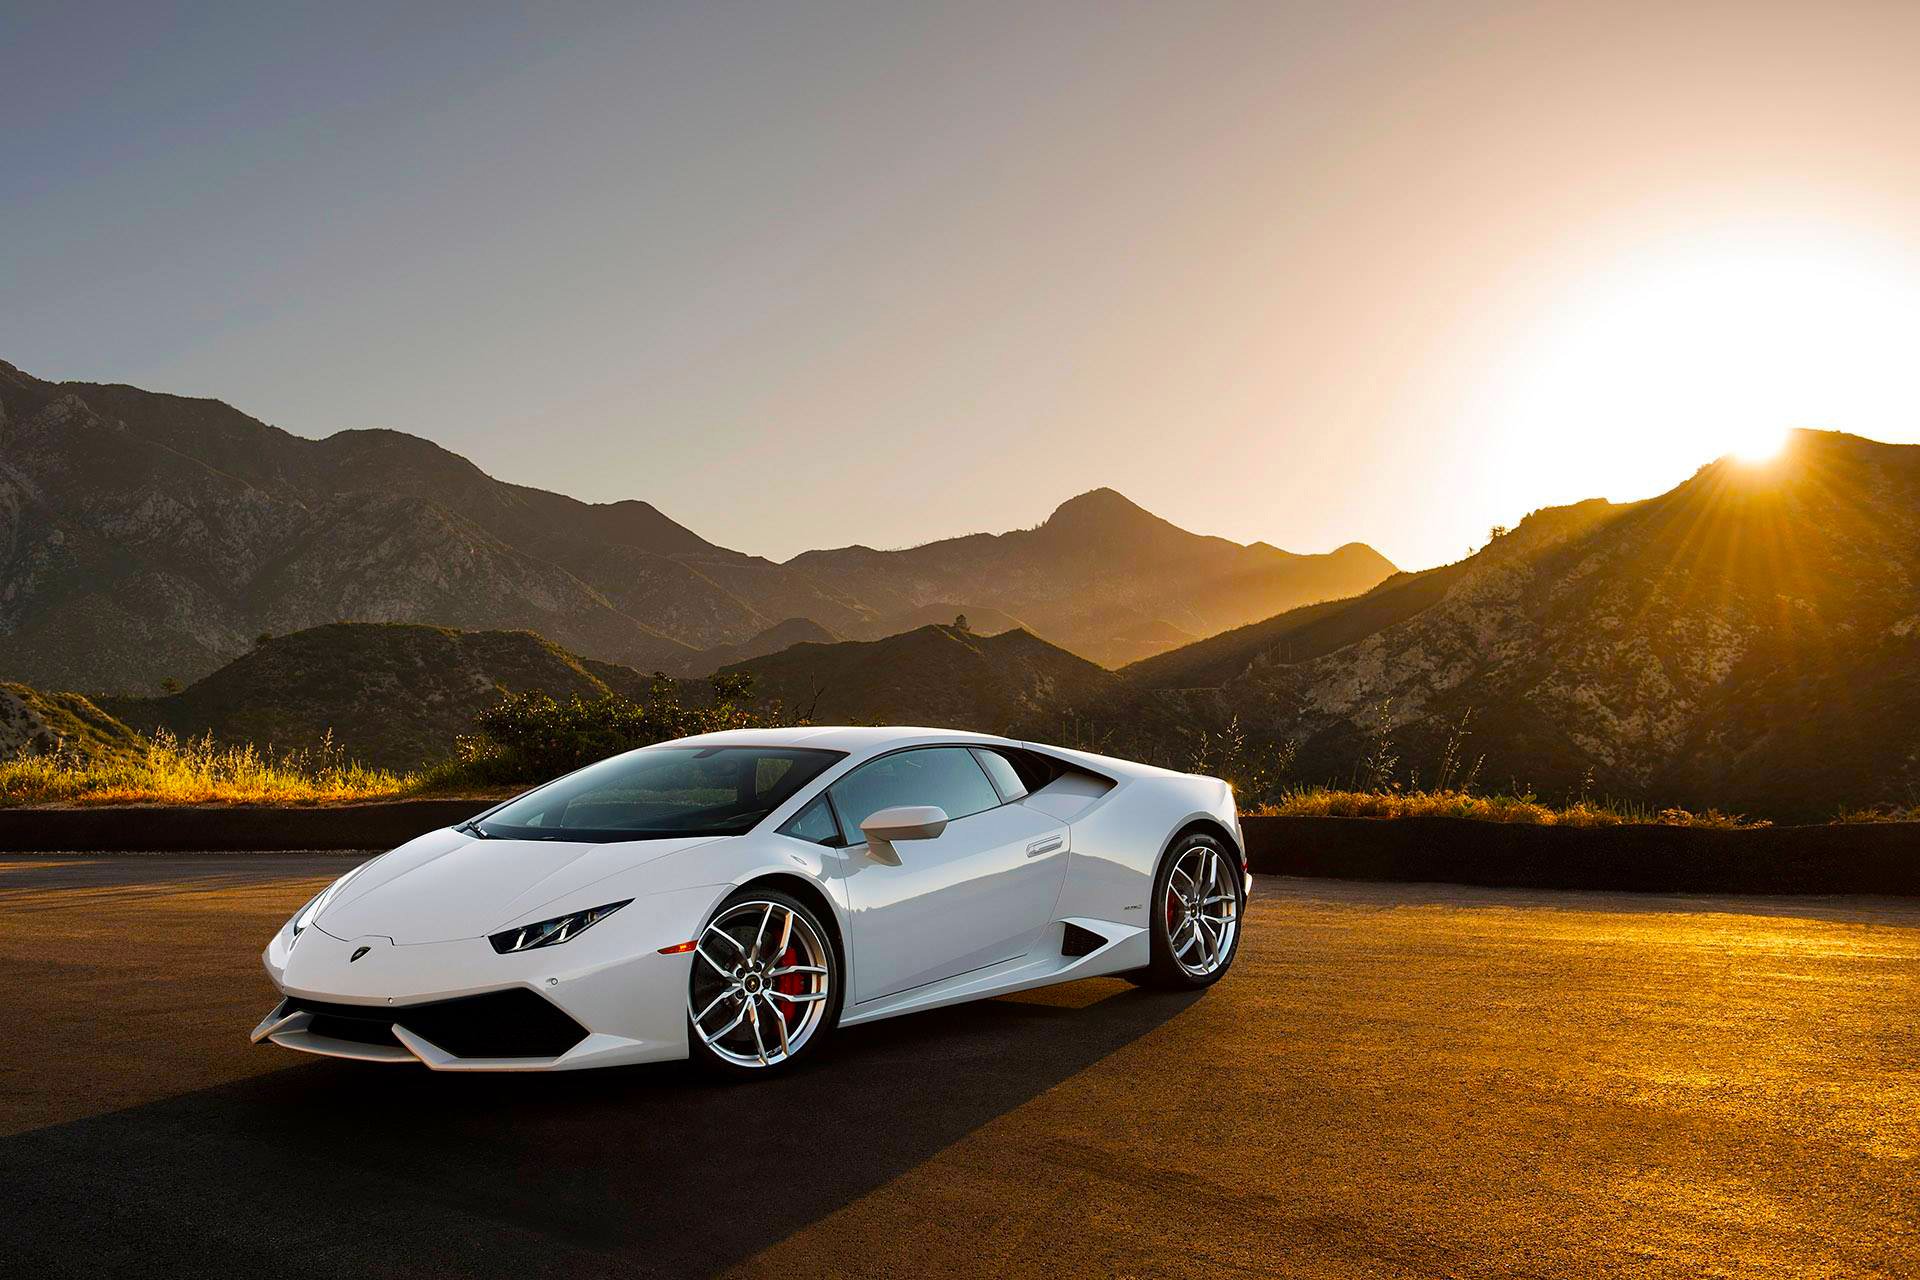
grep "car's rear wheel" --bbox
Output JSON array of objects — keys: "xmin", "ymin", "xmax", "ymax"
[
  {"xmin": 1139, "ymin": 833, "xmax": 1244, "ymax": 989},
  {"xmin": 687, "ymin": 888, "xmax": 840, "ymax": 1077}
]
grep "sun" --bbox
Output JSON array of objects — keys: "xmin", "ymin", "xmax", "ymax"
[
  {"xmin": 1467, "ymin": 222, "xmax": 1920, "ymax": 503},
  {"xmin": 1730, "ymin": 425, "xmax": 1789, "ymax": 463}
]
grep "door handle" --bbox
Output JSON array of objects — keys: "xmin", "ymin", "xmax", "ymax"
[{"xmin": 1025, "ymin": 836, "xmax": 1064, "ymax": 857}]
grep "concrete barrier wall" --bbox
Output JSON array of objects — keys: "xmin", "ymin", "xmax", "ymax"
[
  {"xmin": 2, "ymin": 803, "xmax": 1914, "ymax": 896},
  {"xmin": 0, "ymin": 799, "xmax": 491, "ymax": 853},
  {"xmin": 1241, "ymin": 814, "xmax": 1920, "ymax": 896}
]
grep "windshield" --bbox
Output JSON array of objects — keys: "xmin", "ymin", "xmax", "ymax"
[{"xmin": 472, "ymin": 745, "xmax": 844, "ymax": 842}]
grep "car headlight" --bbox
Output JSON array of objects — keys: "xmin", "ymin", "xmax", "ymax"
[{"xmin": 489, "ymin": 900, "xmax": 632, "ymax": 954}]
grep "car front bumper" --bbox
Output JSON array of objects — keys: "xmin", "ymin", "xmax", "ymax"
[{"xmin": 257, "ymin": 883, "xmax": 723, "ymax": 1071}]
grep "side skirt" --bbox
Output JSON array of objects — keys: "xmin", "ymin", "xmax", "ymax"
[{"xmin": 838, "ymin": 918, "xmax": 1148, "ymax": 1028}]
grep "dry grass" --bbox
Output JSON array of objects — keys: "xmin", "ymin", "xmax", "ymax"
[
  {"xmin": 0, "ymin": 735, "xmax": 1796, "ymax": 829},
  {"xmin": 0, "ymin": 731, "xmax": 417, "ymax": 807},
  {"xmin": 1255, "ymin": 786, "xmax": 1768, "ymax": 829},
  {"xmin": 1833, "ymin": 802, "xmax": 1920, "ymax": 824}
]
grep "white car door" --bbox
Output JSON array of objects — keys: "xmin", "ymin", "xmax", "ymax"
[{"xmin": 832, "ymin": 746, "xmax": 1069, "ymax": 1004}]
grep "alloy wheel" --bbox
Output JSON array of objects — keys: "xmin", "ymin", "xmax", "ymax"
[
  {"xmin": 1164, "ymin": 844, "xmax": 1239, "ymax": 978},
  {"xmin": 688, "ymin": 899, "xmax": 831, "ymax": 1069}
]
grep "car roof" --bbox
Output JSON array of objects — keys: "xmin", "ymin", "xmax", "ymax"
[{"xmin": 665, "ymin": 725, "xmax": 1015, "ymax": 754}]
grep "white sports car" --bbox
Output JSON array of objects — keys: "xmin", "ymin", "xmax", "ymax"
[{"xmin": 255, "ymin": 727, "xmax": 1248, "ymax": 1075}]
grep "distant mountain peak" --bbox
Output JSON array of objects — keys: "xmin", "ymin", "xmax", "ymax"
[{"xmin": 1044, "ymin": 487, "xmax": 1157, "ymax": 527}]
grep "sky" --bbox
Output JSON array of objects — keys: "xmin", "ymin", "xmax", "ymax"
[{"xmin": 5, "ymin": 1, "xmax": 1920, "ymax": 571}]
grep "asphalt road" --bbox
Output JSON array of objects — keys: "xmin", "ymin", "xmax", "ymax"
[{"xmin": 1, "ymin": 854, "xmax": 1915, "ymax": 1278}]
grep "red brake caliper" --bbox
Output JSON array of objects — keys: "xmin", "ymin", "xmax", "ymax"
[{"xmin": 774, "ymin": 944, "xmax": 805, "ymax": 1028}]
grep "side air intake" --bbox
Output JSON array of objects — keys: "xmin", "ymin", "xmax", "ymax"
[{"xmin": 1061, "ymin": 922, "xmax": 1108, "ymax": 958}]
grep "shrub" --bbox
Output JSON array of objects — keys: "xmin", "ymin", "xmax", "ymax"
[
  {"xmin": 436, "ymin": 676, "xmax": 787, "ymax": 784},
  {"xmin": 1187, "ymin": 717, "xmax": 1297, "ymax": 807}
]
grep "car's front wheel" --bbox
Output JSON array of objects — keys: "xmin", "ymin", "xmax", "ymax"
[
  {"xmin": 686, "ymin": 887, "xmax": 840, "ymax": 1077},
  {"xmin": 1139, "ymin": 833, "xmax": 1244, "ymax": 989}
]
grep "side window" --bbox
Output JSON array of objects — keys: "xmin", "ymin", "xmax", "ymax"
[
  {"xmin": 971, "ymin": 749, "xmax": 1029, "ymax": 802},
  {"xmin": 830, "ymin": 748, "xmax": 1002, "ymax": 844},
  {"xmin": 779, "ymin": 795, "xmax": 844, "ymax": 847}
]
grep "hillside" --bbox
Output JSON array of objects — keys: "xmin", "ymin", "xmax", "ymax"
[
  {"xmin": 0, "ymin": 358, "xmax": 1392, "ymax": 690},
  {"xmin": 722, "ymin": 625, "xmax": 1122, "ymax": 733},
  {"xmin": 791, "ymin": 488, "xmax": 1396, "ymax": 667},
  {"xmin": 0, "ymin": 683, "xmax": 144, "ymax": 761},
  {"xmin": 682, "ymin": 617, "xmax": 847, "ymax": 675},
  {"xmin": 1127, "ymin": 433, "xmax": 1920, "ymax": 820},
  {"xmin": 101, "ymin": 623, "xmax": 662, "ymax": 769},
  {"xmin": 0, "ymin": 362, "xmax": 730, "ymax": 690}
]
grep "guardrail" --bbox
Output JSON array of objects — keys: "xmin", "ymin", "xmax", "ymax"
[{"xmin": 1, "ymin": 804, "xmax": 1914, "ymax": 896}]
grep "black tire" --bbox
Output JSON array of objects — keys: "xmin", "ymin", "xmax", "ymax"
[
  {"xmin": 686, "ymin": 887, "xmax": 843, "ymax": 1079},
  {"xmin": 1138, "ymin": 832, "xmax": 1245, "ymax": 990}
]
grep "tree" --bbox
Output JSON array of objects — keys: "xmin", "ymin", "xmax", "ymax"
[
  {"xmin": 954, "ymin": 614, "xmax": 971, "ymax": 632},
  {"xmin": 255, "ymin": 631, "xmax": 274, "ymax": 647},
  {"xmin": 159, "ymin": 677, "xmax": 182, "ymax": 695},
  {"xmin": 709, "ymin": 670, "xmax": 754, "ymax": 701}
]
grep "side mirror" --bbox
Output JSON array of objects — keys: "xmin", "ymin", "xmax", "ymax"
[{"xmin": 860, "ymin": 805, "xmax": 948, "ymax": 866}]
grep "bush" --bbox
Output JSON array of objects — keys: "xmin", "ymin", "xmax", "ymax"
[{"xmin": 436, "ymin": 676, "xmax": 787, "ymax": 784}]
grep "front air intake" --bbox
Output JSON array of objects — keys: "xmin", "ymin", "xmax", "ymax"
[{"xmin": 280, "ymin": 988, "xmax": 588, "ymax": 1059}]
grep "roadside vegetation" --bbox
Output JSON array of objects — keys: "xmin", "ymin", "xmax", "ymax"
[
  {"xmin": 1252, "ymin": 787, "xmax": 1762, "ymax": 828},
  {"xmin": 0, "ymin": 730, "xmax": 414, "ymax": 807},
  {"xmin": 1833, "ymin": 799, "xmax": 1920, "ymax": 824},
  {"xmin": 0, "ymin": 689, "xmax": 1884, "ymax": 828},
  {"xmin": 423, "ymin": 673, "xmax": 772, "ymax": 786},
  {"xmin": 1185, "ymin": 708, "xmax": 1773, "ymax": 829},
  {"xmin": 0, "ymin": 674, "xmax": 779, "ymax": 808}
]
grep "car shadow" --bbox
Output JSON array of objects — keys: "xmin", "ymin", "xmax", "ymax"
[{"xmin": 0, "ymin": 979, "xmax": 1200, "ymax": 1276}]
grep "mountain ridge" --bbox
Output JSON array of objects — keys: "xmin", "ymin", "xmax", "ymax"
[{"xmin": 0, "ymin": 357, "xmax": 1395, "ymax": 690}]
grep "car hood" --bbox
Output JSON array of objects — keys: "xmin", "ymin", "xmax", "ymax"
[{"xmin": 316, "ymin": 826, "xmax": 727, "ymax": 944}]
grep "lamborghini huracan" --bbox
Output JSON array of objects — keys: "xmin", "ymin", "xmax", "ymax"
[{"xmin": 254, "ymin": 727, "xmax": 1247, "ymax": 1075}]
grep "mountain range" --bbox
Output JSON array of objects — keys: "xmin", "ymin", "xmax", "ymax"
[
  {"xmin": 0, "ymin": 358, "xmax": 1394, "ymax": 692},
  {"xmin": 1119, "ymin": 430, "xmax": 1920, "ymax": 820},
  {"xmin": 6, "ymin": 355, "xmax": 1916, "ymax": 820}
]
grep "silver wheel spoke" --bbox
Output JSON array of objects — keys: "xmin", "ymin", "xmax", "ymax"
[
  {"xmin": 692, "ymin": 990, "xmax": 732, "ymax": 1026},
  {"xmin": 769, "ymin": 963, "xmax": 827, "ymax": 977},
  {"xmin": 746, "ymin": 996, "xmax": 769, "ymax": 1066},
  {"xmin": 752, "ymin": 903, "xmax": 774, "ymax": 960},
  {"xmin": 767, "ymin": 989, "xmax": 826, "ymax": 1005},
  {"xmin": 776, "ymin": 908, "xmax": 795, "ymax": 955},
  {"xmin": 766, "ymin": 993, "xmax": 791, "ymax": 1060},
  {"xmin": 700, "ymin": 1004, "xmax": 746, "ymax": 1045},
  {"xmin": 696, "ymin": 945, "xmax": 734, "ymax": 978}
]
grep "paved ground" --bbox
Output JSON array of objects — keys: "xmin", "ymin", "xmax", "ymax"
[{"xmin": 0, "ymin": 854, "xmax": 1915, "ymax": 1278}]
